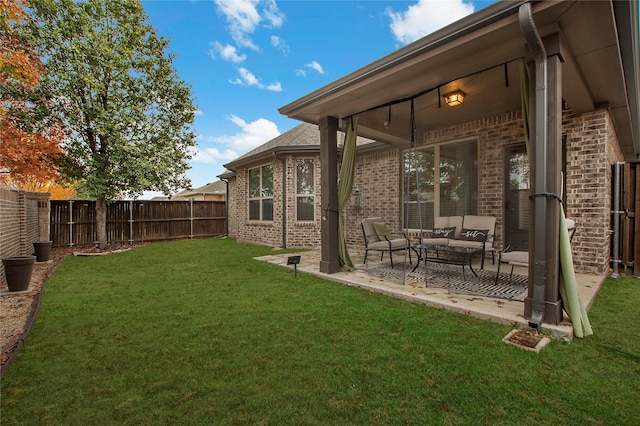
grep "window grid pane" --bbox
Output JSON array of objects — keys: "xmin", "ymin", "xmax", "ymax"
[
  {"xmin": 248, "ymin": 165, "xmax": 274, "ymax": 221},
  {"xmin": 296, "ymin": 159, "xmax": 314, "ymax": 195},
  {"xmin": 249, "ymin": 168, "xmax": 260, "ymax": 198},
  {"xmin": 440, "ymin": 141, "xmax": 477, "ymax": 217},
  {"xmin": 403, "ymin": 141, "xmax": 477, "ymax": 229},
  {"xmin": 297, "ymin": 196, "xmax": 314, "ymax": 221},
  {"xmin": 261, "ymin": 165, "xmax": 274, "ymax": 197}
]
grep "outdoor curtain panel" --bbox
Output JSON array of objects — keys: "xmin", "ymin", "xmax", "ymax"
[
  {"xmin": 338, "ymin": 116, "xmax": 358, "ymax": 269},
  {"xmin": 559, "ymin": 206, "xmax": 593, "ymax": 337}
]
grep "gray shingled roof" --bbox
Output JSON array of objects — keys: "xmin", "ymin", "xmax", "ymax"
[
  {"xmin": 223, "ymin": 122, "xmax": 378, "ymax": 171},
  {"xmin": 174, "ymin": 180, "xmax": 226, "ymax": 198}
]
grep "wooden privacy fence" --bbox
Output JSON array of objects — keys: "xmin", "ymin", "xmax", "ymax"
[
  {"xmin": 50, "ymin": 200, "xmax": 227, "ymax": 247},
  {"xmin": 619, "ymin": 161, "xmax": 640, "ymax": 275}
]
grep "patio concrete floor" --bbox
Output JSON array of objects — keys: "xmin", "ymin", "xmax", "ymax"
[{"xmin": 256, "ymin": 248, "xmax": 605, "ymax": 341}]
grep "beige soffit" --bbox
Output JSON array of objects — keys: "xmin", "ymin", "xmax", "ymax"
[{"xmin": 279, "ymin": 0, "xmax": 639, "ymax": 159}]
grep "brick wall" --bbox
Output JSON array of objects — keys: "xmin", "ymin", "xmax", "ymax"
[
  {"xmin": 284, "ymin": 156, "xmax": 322, "ymax": 249},
  {"xmin": 344, "ymin": 149, "xmax": 403, "ymax": 250},
  {"xmin": 564, "ymin": 108, "xmax": 623, "ymax": 274},
  {"xmin": 230, "ymin": 155, "xmax": 322, "ymax": 249},
  {"xmin": 227, "ymin": 107, "xmax": 621, "ymax": 275},
  {"xmin": 0, "ymin": 187, "xmax": 51, "ymax": 286},
  {"xmin": 233, "ymin": 160, "xmax": 282, "ymax": 247}
]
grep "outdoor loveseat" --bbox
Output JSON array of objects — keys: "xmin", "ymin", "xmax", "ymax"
[{"xmin": 419, "ymin": 215, "xmax": 497, "ymax": 269}]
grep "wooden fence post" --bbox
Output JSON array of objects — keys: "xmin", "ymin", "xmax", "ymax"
[
  {"xmin": 129, "ymin": 200, "xmax": 134, "ymax": 245},
  {"xmin": 68, "ymin": 200, "xmax": 74, "ymax": 247}
]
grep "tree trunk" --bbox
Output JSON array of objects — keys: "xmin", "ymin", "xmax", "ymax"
[{"xmin": 96, "ymin": 198, "xmax": 107, "ymax": 249}]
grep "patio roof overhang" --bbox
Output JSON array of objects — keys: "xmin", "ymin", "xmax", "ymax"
[{"xmin": 279, "ymin": 0, "xmax": 640, "ymax": 159}]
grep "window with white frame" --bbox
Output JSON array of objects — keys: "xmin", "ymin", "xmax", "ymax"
[
  {"xmin": 296, "ymin": 159, "xmax": 315, "ymax": 221},
  {"xmin": 248, "ymin": 164, "xmax": 274, "ymax": 221},
  {"xmin": 403, "ymin": 139, "xmax": 478, "ymax": 230}
]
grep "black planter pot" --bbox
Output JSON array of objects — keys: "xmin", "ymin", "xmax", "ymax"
[
  {"xmin": 2, "ymin": 256, "xmax": 36, "ymax": 292},
  {"xmin": 33, "ymin": 241, "xmax": 53, "ymax": 262}
]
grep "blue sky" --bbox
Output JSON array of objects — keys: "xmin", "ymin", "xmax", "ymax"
[{"xmin": 141, "ymin": 0, "xmax": 496, "ymax": 198}]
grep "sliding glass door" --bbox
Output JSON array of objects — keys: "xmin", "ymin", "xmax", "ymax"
[{"xmin": 403, "ymin": 140, "xmax": 477, "ymax": 230}]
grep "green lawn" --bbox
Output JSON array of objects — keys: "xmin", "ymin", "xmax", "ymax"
[{"xmin": 1, "ymin": 238, "xmax": 638, "ymax": 424}]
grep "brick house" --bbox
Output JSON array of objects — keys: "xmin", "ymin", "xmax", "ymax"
[
  {"xmin": 279, "ymin": 0, "xmax": 640, "ymax": 324},
  {"xmin": 220, "ymin": 122, "xmax": 378, "ymax": 248},
  {"xmin": 222, "ymin": 1, "xmax": 639, "ymax": 326}
]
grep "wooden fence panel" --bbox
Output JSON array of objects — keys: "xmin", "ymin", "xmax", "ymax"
[
  {"xmin": 50, "ymin": 200, "xmax": 227, "ymax": 247},
  {"xmin": 50, "ymin": 201, "xmax": 70, "ymax": 247}
]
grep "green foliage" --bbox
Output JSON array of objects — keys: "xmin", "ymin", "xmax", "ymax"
[
  {"xmin": 29, "ymin": 0, "xmax": 197, "ymax": 200},
  {"xmin": 1, "ymin": 239, "xmax": 639, "ymax": 424}
]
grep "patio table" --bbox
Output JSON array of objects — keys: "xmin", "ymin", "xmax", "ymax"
[{"xmin": 410, "ymin": 244, "xmax": 483, "ymax": 280}]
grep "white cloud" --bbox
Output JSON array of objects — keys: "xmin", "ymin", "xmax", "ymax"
[
  {"xmin": 262, "ymin": 0, "xmax": 285, "ymax": 28},
  {"xmin": 295, "ymin": 69, "xmax": 306, "ymax": 77},
  {"xmin": 209, "ymin": 115, "xmax": 280, "ymax": 153},
  {"xmin": 208, "ymin": 41, "xmax": 247, "ymax": 63},
  {"xmin": 194, "ymin": 109, "xmax": 203, "ymax": 116},
  {"xmin": 271, "ymin": 35, "xmax": 289, "ymax": 55},
  {"xmin": 192, "ymin": 146, "xmax": 239, "ymax": 164},
  {"xmin": 230, "ymin": 67, "xmax": 283, "ymax": 92},
  {"xmin": 214, "ymin": 0, "xmax": 285, "ymax": 50},
  {"xmin": 387, "ymin": 0, "xmax": 475, "ymax": 45},
  {"xmin": 264, "ymin": 81, "xmax": 282, "ymax": 92},
  {"xmin": 306, "ymin": 61, "xmax": 325, "ymax": 75}
]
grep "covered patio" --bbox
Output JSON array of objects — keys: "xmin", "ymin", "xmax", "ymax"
[
  {"xmin": 257, "ymin": 249, "xmax": 604, "ymax": 340},
  {"xmin": 279, "ymin": 0, "xmax": 639, "ymax": 331}
]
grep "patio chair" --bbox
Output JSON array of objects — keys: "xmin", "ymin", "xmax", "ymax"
[
  {"xmin": 495, "ymin": 219, "xmax": 576, "ymax": 284},
  {"xmin": 361, "ymin": 217, "xmax": 411, "ymax": 269}
]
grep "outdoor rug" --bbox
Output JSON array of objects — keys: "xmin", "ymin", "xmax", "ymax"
[{"xmin": 365, "ymin": 262, "xmax": 528, "ymax": 301}]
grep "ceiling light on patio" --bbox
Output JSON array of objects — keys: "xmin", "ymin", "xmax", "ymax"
[{"xmin": 443, "ymin": 90, "xmax": 465, "ymax": 107}]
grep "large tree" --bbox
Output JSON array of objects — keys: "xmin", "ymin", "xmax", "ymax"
[
  {"xmin": 29, "ymin": 0, "xmax": 197, "ymax": 246},
  {"xmin": 1, "ymin": 0, "xmax": 65, "ymax": 189}
]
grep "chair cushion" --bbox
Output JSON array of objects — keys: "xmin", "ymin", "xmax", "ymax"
[
  {"xmin": 462, "ymin": 216, "xmax": 496, "ymax": 245},
  {"xmin": 373, "ymin": 222, "xmax": 391, "ymax": 240},
  {"xmin": 421, "ymin": 237, "xmax": 450, "ymax": 246},
  {"xmin": 449, "ymin": 239, "xmax": 483, "ymax": 249},
  {"xmin": 432, "ymin": 226, "xmax": 456, "ymax": 239},
  {"xmin": 459, "ymin": 228, "xmax": 488, "ymax": 242},
  {"xmin": 368, "ymin": 238, "xmax": 407, "ymax": 250},
  {"xmin": 435, "ymin": 216, "xmax": 463, "ymax": 239},
  {"xmin": 501, "ymin": 251, "xmax": 528, "ymax": 266},
  {"xmin": 362, "ymin": 217, "xmax": 383, "ymax": 243}
]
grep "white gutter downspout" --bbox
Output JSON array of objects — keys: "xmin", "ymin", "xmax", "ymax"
[{"xmin": 519, "ymin": 3, "xmax": 548, "ymax": 328}]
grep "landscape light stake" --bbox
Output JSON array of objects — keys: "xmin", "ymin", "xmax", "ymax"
[{"xmin": 287, "ymin": 255, "xmax": 301, "ymax": 277}]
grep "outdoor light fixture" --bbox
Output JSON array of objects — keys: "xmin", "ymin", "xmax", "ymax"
[
  {"xmin": 287, "ymin": 255, "xmax": 301, "ymax": 276},
  {"xmin": 443, "ymin": 90, "xmax": 465, "ymax": 107}
]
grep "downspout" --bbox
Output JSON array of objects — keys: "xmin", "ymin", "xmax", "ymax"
[
  {"xmin": 519, "ymin": 3, "xmax": 547, "ymax": 328},
  {"xmin": 220, "ymin": 177, "xmax": 229, "ymax": 236},
  {"xmin": 273, "ymin": 152, "xmax": 287, "ymax": 248},
  {"xmin": 610, "ymin": 162, "xmax": 624, "ymax": 280}
]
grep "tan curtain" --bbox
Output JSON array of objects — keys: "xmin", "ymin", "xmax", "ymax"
[
  {"xmin": 559, "ymin": 206, "xmax": 593, "ymax": 337},
  {"xmin": 338, "ymin": 116, "xmax": 358, "ymax": 268}
]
